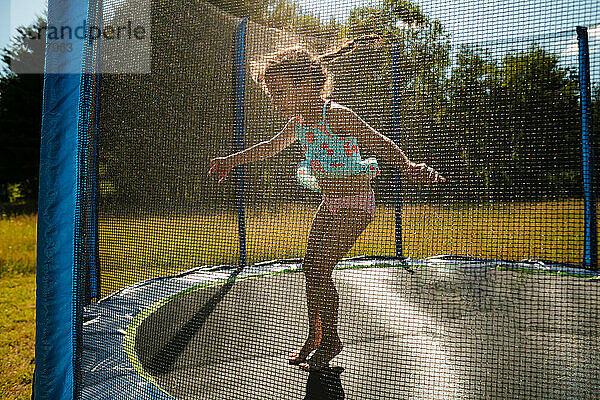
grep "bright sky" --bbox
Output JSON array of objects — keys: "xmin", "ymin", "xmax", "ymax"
[
  {"xmin": 4, "ymin": 0, "xmax": 599, "ymax": 42},
  {"xmin": 0, "ymin": 0, "xmax": 47, "ymax": 52},
  {"xmin": 1, "ymin": 0, "xmax": 598, "ymax": 80},
  {"xmin": 295, "ymin": 0, "xmax": 599, "ymax": 38}
]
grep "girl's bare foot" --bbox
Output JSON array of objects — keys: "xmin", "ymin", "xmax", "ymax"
[
  {"xmin": 298, "ymin": 335, "xmax": 343, "ymax": 372},
  {"xmin": 288, "ymin": 334, "xmax": 321, "ymax": 365}
]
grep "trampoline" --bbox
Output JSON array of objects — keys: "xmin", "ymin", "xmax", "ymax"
[
  {"xmin": 34, "ymin": 0, "xmax": 600, "ymax": 399},
  {"xmin": 82, "ymin": 256, "xmax": 600, "ymax": 400}
]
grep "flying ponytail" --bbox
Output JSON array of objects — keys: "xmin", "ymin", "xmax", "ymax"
[
  {"xmin": 254, "ymin": 34, "xmax": 382, "ymax": 99},
  {"xmin": 318, "ymin": 34, "xmax": 382, "ymax": 63}
]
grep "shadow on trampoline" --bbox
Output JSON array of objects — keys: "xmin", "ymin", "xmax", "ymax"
[
  {"xmin": 304, "ymin": 367, "xmax": 345, "ymax": 400},
  {"xmin": 134, "ymin": 261, "xmax": 349, "ymax": 399},
  {"xmin": 140, "ymin": 266, "xmax": 244, "ymax": 376}
]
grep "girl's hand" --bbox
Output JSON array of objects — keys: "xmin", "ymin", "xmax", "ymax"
[
  {"xmin": 208, "ymin": 157, "xmax": 234, "ymax": 184},
  {"xmin": 406, "ymin": 162, "xmax": 446, "ymax": 184}
]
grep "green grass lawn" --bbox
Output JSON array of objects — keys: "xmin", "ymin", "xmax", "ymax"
[
  {"xmin": 98, "ymin": 199, "xmax": 587, "ymax": 296},
  {"xmin": 0, "ymin": 199, "xmax": 590, "ymax": 398},
  {"xmin": 0, "ymin": 211, "xmax": 37, "ymax": 400},
  {"xmin": 0, "ymin": 274, "xmax": 36, "ymax": 400},
  {"xmin": 0, "ymin": 213, "xmax": 36, "ymax": 277}
]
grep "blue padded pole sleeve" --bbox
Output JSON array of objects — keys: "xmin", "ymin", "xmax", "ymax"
[
  {"xmin": 34, "ymin": 0, "xmax": 88, "ymax": 398},
  {"xmin": 577, "ymin": 26, "xmax": 597, "ymax": 271},
  {"xmin": 391, "ymin": 44, "xmax": 403, "ymax": 258},
  {"xmin": 234, "ymin": 18, "xmax": 248, "ymax": 268}
]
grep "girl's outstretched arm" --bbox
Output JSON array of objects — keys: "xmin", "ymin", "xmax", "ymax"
[
  {"xmin": 328, "ymin": 104, "xmax": 446, "ymax": 184},
  {"xmin": 208, "ymin": 117, "xmax": 298, "ymax": 183}
]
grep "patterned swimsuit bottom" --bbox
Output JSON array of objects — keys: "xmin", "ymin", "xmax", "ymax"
[{"xmin": 321, "ymin": 188, "xmax": 376, "ymax": 217}]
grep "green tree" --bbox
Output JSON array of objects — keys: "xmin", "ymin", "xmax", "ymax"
[
  {"xmin": 204, "ymin": 0, "xmax": 272, "ymax": 23},
  {"xmin": 264, "ymin": 0, "xmax": 342, "ymax": 42},
  {"xmin": 0, "ymin": 14, "xmax": 46, "ymax": 202},
  {"xmin": 442, "ymin": 46, "xmax": 504, "ymax": 201},
  {"xmin": 499, "ymin": 45, "xmax": 581, "ymax": 199},
  {"xmin": 334, "ymin": 0, "xmax": 450, "ymax": 201},
  {"xmin": 443, "ymin": 44, "xmax": 581, "ymax": 201}
]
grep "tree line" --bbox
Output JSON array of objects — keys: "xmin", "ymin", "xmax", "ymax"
[{"xmin": 0, "ymin": 0, "xmax": 598, "ymax": 209}]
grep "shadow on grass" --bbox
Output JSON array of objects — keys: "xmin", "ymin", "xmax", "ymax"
[{"xmin": 0, "ymin": 200, "xmax": 38, "ymax": 216}]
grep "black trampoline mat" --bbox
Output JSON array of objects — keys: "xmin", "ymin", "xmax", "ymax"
[{"xmin": 131, "ymin": 264, "xmax": 600, "ymax": 400}]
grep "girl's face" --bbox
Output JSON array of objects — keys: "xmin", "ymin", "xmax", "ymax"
[
  {"xmin": 265, "ymin": 75, "xmax": 308, "ymax": 117},
  {"xmin": 265, "ymin": 75, "xmax": 294, "ymax": 115}
]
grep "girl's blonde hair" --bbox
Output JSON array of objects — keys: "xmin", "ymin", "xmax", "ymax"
[{"xmin": 252, "ymin": 34, "xmax": 381, "ymax": 98}]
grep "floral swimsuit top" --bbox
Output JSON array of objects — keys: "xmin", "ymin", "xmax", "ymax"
[{"xmin": 294, "ymin": 100, "xmax": 380, "ymax": 192}]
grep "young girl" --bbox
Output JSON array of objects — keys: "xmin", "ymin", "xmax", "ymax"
[{"xmin": 208, "ymin": 36, "xmax": 444, "ymax": 372}]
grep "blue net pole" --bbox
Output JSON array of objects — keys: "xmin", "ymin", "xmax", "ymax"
[
  {"xmin": 90, "ymin": 74, "xmax": 101, "ymax": 300},
  {"xmin": 577, "ymin": 26, "xmax": 597, "ymax": 271},
  {"xmin": 234, "ymin": 18, "xmax": 248, "ymax": 268},
  {"xmin": 79, "ymin": 22, "xmax": 102, "ymax": 304},
  {"xmin": 391, "ymin": 44, "xmax": 403, "ymax": 258},
  {"xmin": 85, "ymin": 2, "xmax": 104, "ymax": 302}
]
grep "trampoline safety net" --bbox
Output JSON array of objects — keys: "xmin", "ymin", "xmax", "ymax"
[{"xmin": 36, "ymin": 0, "xmax": 600, "ymax": 399}]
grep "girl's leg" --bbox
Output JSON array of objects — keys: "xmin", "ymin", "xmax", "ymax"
[
  {"xmin": 300, "ymin": 206, "xmax": 373, "ymax": 370},
  {"xmin": 289, "ymin": 200, "xmax": 336, "ymax": 364}
]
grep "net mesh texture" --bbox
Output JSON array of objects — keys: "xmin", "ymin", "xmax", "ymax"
[{"xmin": 79, "ymin": 0, "xmax": 600, "ymax": 399}]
